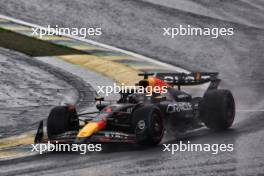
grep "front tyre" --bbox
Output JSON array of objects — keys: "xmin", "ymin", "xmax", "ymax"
[
  {"xmin": 47, "ymin": 105, "xmax": 79, "ymax": 138},
  {"xmin": 132, "ymin": 105, "xmax": 164, "ymax": 145},
  {"xmin": 200, "ymin": 89, "xmax": 235, "ymax": 130}
]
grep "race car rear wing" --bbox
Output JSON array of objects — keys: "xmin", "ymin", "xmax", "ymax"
[{"xmin": 156, "ymin": 72, "xmax": 220, "ymax": 90}]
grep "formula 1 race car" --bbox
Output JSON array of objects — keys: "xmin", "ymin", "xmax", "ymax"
[{"xmin": 35, "ymin": 72, "xmax": 235, "ymax": 146}]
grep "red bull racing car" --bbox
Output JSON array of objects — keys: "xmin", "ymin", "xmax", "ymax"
[{"xmin": 35, "ymin": 72, "xmax": 235, "ymax": 145}]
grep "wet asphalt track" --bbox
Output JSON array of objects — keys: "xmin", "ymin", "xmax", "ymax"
[
  {"xmin": 0, "ymin": 0, "xmax": 264, "ymax": 175},
  {"xmin": 0, "ymin": 48, "xmax": 95, "ymax": 138}
]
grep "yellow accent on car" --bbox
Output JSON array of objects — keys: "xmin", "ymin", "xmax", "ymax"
[{"xmin": 77, "ymin": 122, "xmax": 100, "ymax": 138}]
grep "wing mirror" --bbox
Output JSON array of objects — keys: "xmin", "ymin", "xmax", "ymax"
[
  {"xmin": 95, "ymin": 97, "xmax": 106, "ymax": 111},
  {"xmin": 95, "ymin": 96, "xmax": 104, "ymax": 103},
  {"xmin": 153, "ymin": 95, "xmax": 166, "ymax": 102},
  {"xmin": 96, "ymin": 104, "xmax": 107, "ymax": 111}
]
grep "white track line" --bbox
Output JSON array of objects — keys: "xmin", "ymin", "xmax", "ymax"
[{"xmin": 0, "ymin": 14, "xmax": 189, "ymax": 73}]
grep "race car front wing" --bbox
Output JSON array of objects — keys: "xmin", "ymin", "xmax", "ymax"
[{"xmin": 34, "ymin": 121, "xmax": 136, "ymax": 144}]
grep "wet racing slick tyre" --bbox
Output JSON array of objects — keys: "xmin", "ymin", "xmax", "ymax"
[
  {"xmin": 47, "ymin": 105, "xmax": 79, "ymax": 138},
  {"xmin": 132, "ymin": 105, "xmax": 164, "ymax": 145},
  {"xmin": 200, "ymin": 89, "xmax": 235, "ymax": 130}
]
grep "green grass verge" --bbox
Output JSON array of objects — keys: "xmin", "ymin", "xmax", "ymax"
[{"xmin": 0, "ymin": 28, "xmax": 86, "ymax": 56}]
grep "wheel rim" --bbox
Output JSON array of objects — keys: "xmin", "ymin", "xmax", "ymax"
[{"xmin": 137, "ymin": 120, "xmax": 146, "ymax": 130}]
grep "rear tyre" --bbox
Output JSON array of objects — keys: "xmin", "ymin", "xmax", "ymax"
[
  {"xmin": 47, "ymin": 106, "xmax": 79, "ymax": 138},
  {"xmin": 200, "ymin": 89, "xmax": 235, "ymax": 130},
  {"xmin": 132, "ymin": 105, "xmax": 164, "ymax": 145}
]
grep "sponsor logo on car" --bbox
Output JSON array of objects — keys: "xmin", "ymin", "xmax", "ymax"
[{"xmin": 166, "ymin": 102, "xmax": 192, "ymax": 113}]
